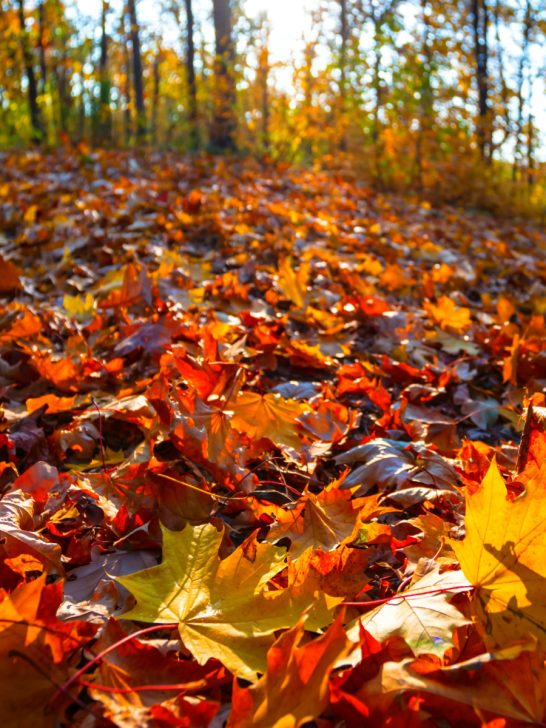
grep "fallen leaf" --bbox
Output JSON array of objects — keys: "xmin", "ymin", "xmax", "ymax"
[
  {"xmin": 87, "ymin": 619, "xmax": 225, "ymax": 726},
  {"xmin": 0, "ymin": 577, "xmax": 96, "ymax": 727},
  {"xmin": 277, "ymin": 258, "xmax": 309, "ymax": 308},
  {"xmin": 231, "ymin": 391, "xmax": 310, "ymax": 451},
  {"xmin": 118, "ymin": 523, "xmax": 338, "ymax": 680},
  {"xmin": 363, "ymin": 643, "xmax": 546, "ymax": 725},
  {"xmin": 425, "ymin": 296, "xmax": 472, "ymax": 334},
  {"xmin": 452, "ymin": 459, "xmax": 546, "ymax": 648},
  {"xmin": 228, "ymin": 611, "xmax": 350, "ymax": 728},
  {"xmin": 346, "ymin": 566, "xmax": 470, "ymax": 659},
  {"xmin": 0, "ymin": 256, "xmax": 22, "ymax": 294}
]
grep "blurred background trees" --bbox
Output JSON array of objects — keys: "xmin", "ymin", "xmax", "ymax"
[{"xmin": 0, "ymin": 0, "xmax": 544, "ymax": 215}]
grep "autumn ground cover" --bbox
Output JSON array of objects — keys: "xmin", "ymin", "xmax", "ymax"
[{"xmin": 1, "ymin": 148, "xmax": 546, "ymax": 726}]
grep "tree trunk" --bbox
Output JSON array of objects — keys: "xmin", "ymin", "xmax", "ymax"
[
  {"xmin": 371, "ymin": 19, "xmax": 383, "ymax": 185},
  {"xmin": 120, "ymin": 5, "xmax": 133, "ymax": 146},
  {"xmin": 526, "ymin": 115, "xmax": 535, "ymax": 187},
  {"xmin": 37, "ymin": 0, "xmax": 47, "ymax": 94},
  {"xmin": 17, "ymin": 0, "xmax": 44, "ymax": 143},
  {"xmin": 259, "ymin": 43, "xmax": 270, "ymax": 155},
  {"xmin": 184, "ymin": 0, "xmax": 198, "ymax": 150},
  {"xmin": 128, "ymin": 0, "xmax": 146, "ymax": 142},
  {"xmin": 211, "ymin": 0, "xmax": 236, "ymax": 152},
  {"xmin": 513, "ymin": 0, "xmax": 532, "ymax": 181},
  {"xmin": 471, "ymin": 0, "xmax": 491, "ymax": 161},
  {"xmin": 339, "ymin": 0, "xmax": 349, "ymax": 150},
  {"xmin": 300, "ymin": 41, "xmax": 315, "ymax": 161},
  {"xmin": 415, "ymin": 0, "xmax": 434, "ymax": 194},
  {"xmin": 493, "ymin": 0, "xmax": 510, "ymax": 152},
  {"xmin": 151, "ymin": 42, "xmax": 162, "ymax": 145},
  {"xmin": 54, "ymin": 40, "xmax": 72, "ymax": 138},
  {"xmin": 98, "ymin": 0, "xmax": 112, "ymax": 143}
]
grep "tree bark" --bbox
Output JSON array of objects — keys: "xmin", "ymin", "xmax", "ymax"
[
  {"xmin": 17, "ymin": 0, "xmax": 44, "ymax": 143},
  {"xmin": 414, "ymin": 0, "xmax": 434, "ymax": 194},
  {"xmin": 37, "ymin": 0, "xmax": 47, "ymax": 94},
  {"xmin": 302, "ymin": 41, "xmax": 314, "ymax": 161},
  {"xmin": 211, "ymin": 0, "xmax": 236, "ymax": 151},
  {"xmin": 339, "ymin": 0, "xmax": 349, "ymax": 149},
  {"xmin": 471, "ymin": 0, "xmax": 491, "ymax": 161},
  {"xmin": 98, "ymin": 0, "xmax": 112, "ymax": 143},
  {"xmin": 184, "ymin": 0, "xmax": 198, "ymax": 150},
  {"xmin": 120, "ymin": 4, "xmax": 133, "ymax": 146},
  {"xmin": 128, "ymin": 0, "xmax": 146, "ymax": 142},
  {"xmin": 513, "ymin": 0, "xmax": 532, "ymax": 181},
  {"xmin": 151, "ymin": 41, "xmax": 162, "ymax": 145},
  {"xmin": 53, "ymin": 19, "xmax": 72, "ymax": 138},
  {"xmin": 526, "ymin": 115, "xmax": 535, "ymax": 187},
  {"xmin": 259, "ymin": 42, "xmax": 270, "ymax": 154}
]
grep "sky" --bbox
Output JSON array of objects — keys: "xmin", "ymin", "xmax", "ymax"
[
  {"xmin": 244, "ymin": 0, "xmax": 315, "ymax": 61},
  {"xmin": 74, "ymin": 0, "xmax": 315, "ymax": 63}
]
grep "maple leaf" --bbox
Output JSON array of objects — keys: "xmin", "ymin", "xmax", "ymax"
[
  {"xmin": 424, "ymin": 296, "xmax": 472, "ymax": 334},
  {"xmin": 452, "ymin": 459, "xmax": 546, "ymax": 648},
  {"xmin": 335, "ymin": 439, "xmax": 458, "ymax": 495},
  {"xmin": 277, "ymin": 257, "xmax": 310, "ymax": 308},
  {"xmin": 346, "ymin": 566, "xmax": 470, "ymax": 659},
  {"xmin": 515, "ymin": 403, "xmax": 546, "ymax": 480},
  {"xmin": 118, "ymin": 523, "xmax": 339, "ymax": 680},
  {"xmin": 228, "ymin": 611, "xmax": 350, "ymax": 728},
  {"xmin": 365, "ymin": 642, "xmax": 546, "ymax": 725},
  {"xmin": 230, "ymin": 391, "xmax": 310, "ymax": 450},
  {"xmin": 304, "ymin": 545, "xmax": 371, "ymax": 599},
  {"xmin": 266, "ymin": 483, "xmax": 385, "ymax": 558},
  {"xmin": 87, "ymin": 619, "xmax": 226, "ymax": 726},
  {"xmin": 63, "ymin": 292, "xmax": 96, "ymax": 322},
  {"xmin": 0, "ymin": 577, "xmax": 96, "ymax": 727},
  {"xmin": 97, "ymin": 263, "xmax": 152, "ymax": 309},
  {"xmin": 0, "ymin": 489, "xmax": 62, "ymax": 573},
  {"xmin": 0, "ymin": 256, "xmax": 22, "ymax": 294}
]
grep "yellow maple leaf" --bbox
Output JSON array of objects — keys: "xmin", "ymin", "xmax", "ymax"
[
  {"xmin": 230, "ymin": 391, "xmax": 310, "ymax": 450},
  {"xmin": 425, "ymin": 295, "xmax": 472, "ymax": 334},
  {"xmin": 267, "ymin": 485, "xmax": 386, "ymax": 558},
  {"xmin": 228, "ymin": 612, "xmax": 350, "ymax": 728},
  {"xmin": 63, "ymin": 292, "xmax": 95, "ymax": 322},
  {"xmin": 118, "ymin": 523, "xmax": 339, "ymax": 680},
  {"xmin": 277, "ymin": 258, "xmax": 309, "ymax": 308},
  {"xmin": 452, "ymin": 459, "xmax": 546, "ymax": 648}
]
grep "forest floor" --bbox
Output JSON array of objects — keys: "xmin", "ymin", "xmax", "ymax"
[{"xmin": 1, "ymin": 149, "xmax": 546, "ymax": 727}]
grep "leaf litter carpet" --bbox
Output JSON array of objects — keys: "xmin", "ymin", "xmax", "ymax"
[{"xmin": 1, "ymin": 150, "xmax": 546, "ymax": 726}]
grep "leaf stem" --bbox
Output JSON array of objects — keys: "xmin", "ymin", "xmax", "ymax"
[
  {"xmin": 49, "ymin": 623, "xmax": 178, "ymax": 708},
  {"xmin": 341, "ymin": 584, "xmax": 471, "ymax": 608}
]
